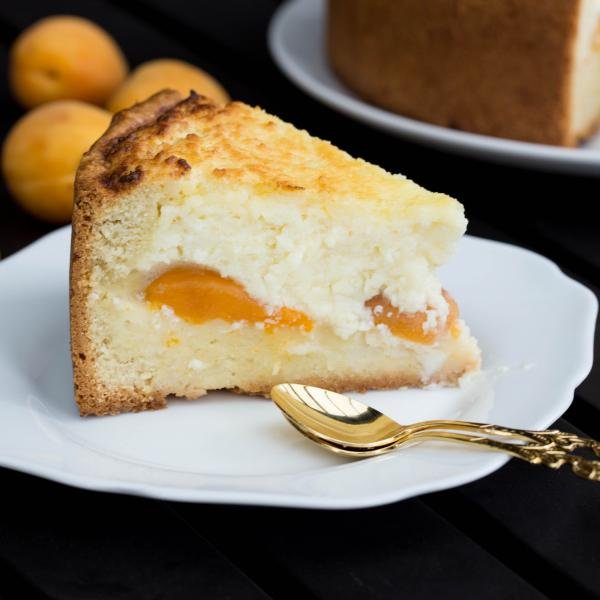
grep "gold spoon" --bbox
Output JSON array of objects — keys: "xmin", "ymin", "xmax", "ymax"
[{"xmin": 270, "ymin": 383, "xmax": 600, "ymax": 481}]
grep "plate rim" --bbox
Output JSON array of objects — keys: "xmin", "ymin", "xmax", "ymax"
[
  {"xmin": 0, "ymin": 226, "xmax": 596, "ymax": 509},
  {"xmin": 268, "ymin": 0, "xmax": 600, "ymax": 174}
]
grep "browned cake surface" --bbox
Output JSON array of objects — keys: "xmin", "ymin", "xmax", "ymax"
[{"xmin": 328, "ymin": 0, "xmax": 582, "ymax": 146}]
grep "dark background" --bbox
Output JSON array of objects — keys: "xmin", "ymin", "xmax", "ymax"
[{"xmin": 0, "ymin": 1, "xmax": 599, "ymax": 599}]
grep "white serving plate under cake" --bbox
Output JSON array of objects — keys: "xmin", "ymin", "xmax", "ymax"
[
  {"xmin": 0, "ymin": 227, "xmax": 595, "ymax": 508},
  {"xmin": 269, "ymin": 0, "xmax": 600, "ymax": 176}
]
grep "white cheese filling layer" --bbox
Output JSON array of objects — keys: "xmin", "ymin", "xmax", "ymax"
[{"xmin": 123, "ymin": 184, "xmax": 465, "ymax": 339}]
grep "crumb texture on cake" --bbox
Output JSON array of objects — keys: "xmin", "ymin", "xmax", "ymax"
[
  {"xmin": 71, "ymin": 90, "xmax": 480, "ymax": 416},
  {"xmin": 77, "ymin": 91, "xmax": 467, "ymax": 336}
]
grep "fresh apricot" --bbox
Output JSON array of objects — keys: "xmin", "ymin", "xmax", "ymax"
[
  {"xmin": 9, "ymin": 15, "xmax": 128, "ymax": 108},
  {"xmin": 106, "ymin": 58, "xmax": 229, "ymax": 113},
  {"xmin": 1, "ymin": 100, "xmax": 112, "ymax": 222}
]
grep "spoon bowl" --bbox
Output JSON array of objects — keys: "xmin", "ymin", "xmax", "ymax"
[{"xmin": 270, "ymin": 383, "xmax": 403, "ymax": 448}]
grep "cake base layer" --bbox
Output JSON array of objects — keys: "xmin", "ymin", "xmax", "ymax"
[{"xmin": 75, "ymin": 315, "xmax": 480, "ymax": 415}]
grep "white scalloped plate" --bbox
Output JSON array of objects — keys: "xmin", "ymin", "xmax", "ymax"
[
  {"xmin": 269, "ymin": 0, "xmax": 600, "ymax": 175},
  {"xmin": 0, "ymin": 227, "xmax": 596, "ymax": 508}
]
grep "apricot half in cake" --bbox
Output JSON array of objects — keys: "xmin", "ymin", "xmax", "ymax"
[{"xmin": 70, "ymin": 90, "xmax": 480, "ymax": 416}]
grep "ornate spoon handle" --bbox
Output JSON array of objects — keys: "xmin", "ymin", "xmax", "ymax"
[
  {"xmin": 284, "ymin": 413, "xmax": 600, "ymax": 481},
  {"xmin": 406, "ymin": 427, "xmax": 600, "ymax": 481},
  {"xmin": 407, "ymin": 419, "xmax": 600, "ymax": 450}
]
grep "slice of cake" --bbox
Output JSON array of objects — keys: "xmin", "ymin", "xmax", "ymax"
[
  {"xmin": 70, "ymin": 90, "xmax": 480, "ymax": 416},
  {"xmin": 328, "ymin": 0, "xmax": 600, "ymax": 146}
]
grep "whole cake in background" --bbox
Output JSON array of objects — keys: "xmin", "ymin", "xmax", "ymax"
[
  {"xmin": 327, "ymin": 0, "xmax": 600, "ymax": 147},
  {"xmin": 70, "ymin": 90, "xmax": 480, "ymax": 416}
]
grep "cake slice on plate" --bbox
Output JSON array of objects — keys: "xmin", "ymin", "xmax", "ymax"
[{"xmin": 70, "ymin": 90, "xmax": 480, "ymax": 416}]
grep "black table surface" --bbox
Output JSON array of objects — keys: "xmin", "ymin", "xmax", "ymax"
[{"xmin": 1, "ymin": 2, "xmax": 599, "ymax": 599}]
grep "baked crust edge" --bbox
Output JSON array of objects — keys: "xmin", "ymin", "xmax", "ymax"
[{"xmin": 70, "ymin": 90, "xmax": 185, "ymax": 416}]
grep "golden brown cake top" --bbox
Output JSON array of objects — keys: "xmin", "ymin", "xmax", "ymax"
[{"xmin": 77, "ymin": 89, "xmax": 458, "ymax": 213}]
